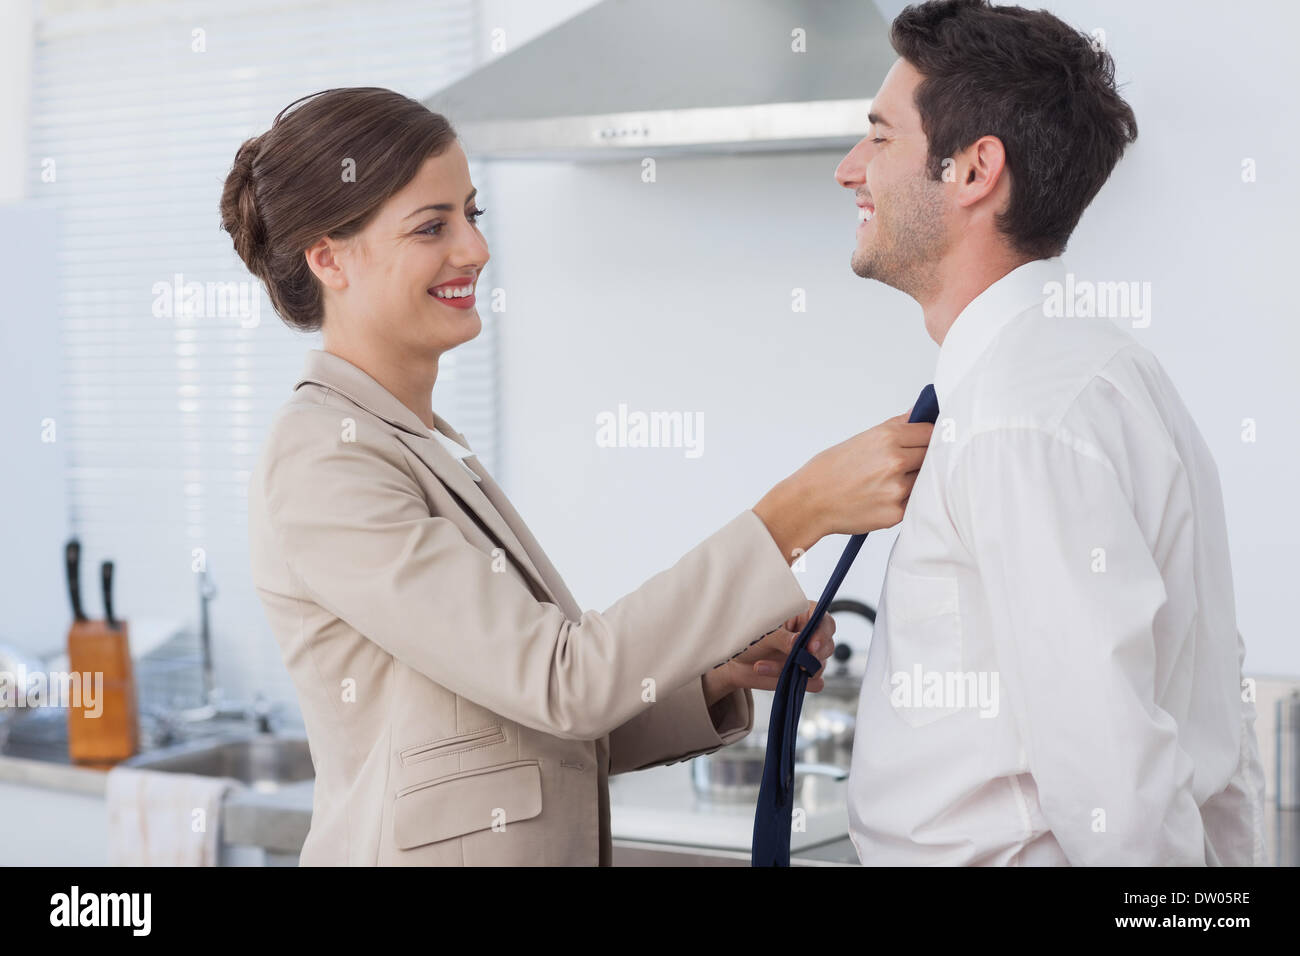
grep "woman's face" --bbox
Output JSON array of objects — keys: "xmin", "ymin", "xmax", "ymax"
[{"xmin": 317, "ymin": 141, "xmax": 490, "ymax": 358}]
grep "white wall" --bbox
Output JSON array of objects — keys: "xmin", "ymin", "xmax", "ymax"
[{"xmin": 486, "ymin": 0, "xmax": 1300, "ymax": 677}]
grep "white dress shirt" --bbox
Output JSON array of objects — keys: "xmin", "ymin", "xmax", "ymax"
[
  {"xmin": 431, "ymin": 428, "xmax": 481, "ymax": 482},
  {"xmin": 846, "ymin": 257, "xmax": 1266, "ymax": 866}
]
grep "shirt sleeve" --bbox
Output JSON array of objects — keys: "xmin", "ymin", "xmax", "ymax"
[
  {"xmin": 1200, "ymin": 628, "xmax": 1268, "ymax": 866},
  {"xmin": 949, "ymin": 424, "xmax": 1207, "ymax": 865},
  {"xmin": 260, "ymin": 405, "xmax": 809, "ymax": 742}
]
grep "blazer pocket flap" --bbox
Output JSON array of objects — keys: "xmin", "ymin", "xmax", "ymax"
[{"xmin": 393, "ymin": 759, "xmax": 542, "ymax": 850}]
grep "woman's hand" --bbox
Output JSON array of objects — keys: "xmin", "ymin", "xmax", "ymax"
[
  {"xmin": 702, "ymin": 601, "xmax": 836, "ymax": 705},
  {"xmin": 804, "ymin": 410, "xmax": 934, "ymax": 535},
  {"xmin": 754, "ymin": 410, "xmax": 934, "ymax": 562}
]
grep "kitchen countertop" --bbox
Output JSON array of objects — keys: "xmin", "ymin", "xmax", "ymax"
[
  {"xmin": 0, "ymin": 725, "xmax": 854, "ymax": 862},
  {"xmin": 607, "ymin": 760, "xmax": 850, "ymax": 852},
  {"xmin": 0, "ymin": 751, "xmax": 108, "ymax": 796},
  {"xmin": 3, "ymin": 735, "xmax": 1297, "ymax": 866},
  {"xmin": 188, "ymin": 759, "xmax": 856, "ymax": 862}
]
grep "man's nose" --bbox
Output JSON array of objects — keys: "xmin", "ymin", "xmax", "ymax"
[{"xmin": 835, "ymin": 137, "xmax": 872, "ymax": 189}]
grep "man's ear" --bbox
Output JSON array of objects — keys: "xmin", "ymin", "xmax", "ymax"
[
  {"xmin": 953, "ymin": 134, "xmax": 1008, "ymax": 211},
  {"xmin": 305, "ymin": 235, "xmax": 350, "ymax": 292}
]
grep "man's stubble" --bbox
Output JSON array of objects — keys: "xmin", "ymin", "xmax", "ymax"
[{"xmin": 851, "ymin": 172, "xmax": 949, "ymax": 302}]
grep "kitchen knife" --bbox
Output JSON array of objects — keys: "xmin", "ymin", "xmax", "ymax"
[
  {"xmin": 65, "ymin": 538, "xmax": 86, "ymax": 622},
  {"xmin": 101, "ymin": 560, "xmax": 117, "ymax": 630}
]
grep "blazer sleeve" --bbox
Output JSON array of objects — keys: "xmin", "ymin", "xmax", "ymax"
[
  {"xmin": 607, "ymin": 677, "xmax": 757, "ymax": 775},
  {"xmin": 259, "ymin": 405, "xmax": 809, "ymax": 742}
]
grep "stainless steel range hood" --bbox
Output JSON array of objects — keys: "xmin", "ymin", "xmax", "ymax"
[{"xmin": 424, "ymin": 0, "xmax": 895, "ymax": 161}]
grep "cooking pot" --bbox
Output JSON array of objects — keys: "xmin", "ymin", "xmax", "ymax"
[{"xmin": 690, "ymin": 718, "xmax": 845, "ymax": 802}]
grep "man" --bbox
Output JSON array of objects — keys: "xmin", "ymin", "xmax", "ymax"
[{"xmin": 837, "ymin": 0, "xmax": 1265, "ymax": 865}]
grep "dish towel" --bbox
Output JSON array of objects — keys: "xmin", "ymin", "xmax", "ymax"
[
  {"xmin": 752, "ymin": 384, "xmax": 940, "ymax": 866},
  {"xmin": 106, "ymin": 765, "xmax": 243, "ymax": 866}
]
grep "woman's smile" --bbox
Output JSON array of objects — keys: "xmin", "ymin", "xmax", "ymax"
[{"xmin": 428, "ymin": 275, "xmax": 477, "ymax": 310}]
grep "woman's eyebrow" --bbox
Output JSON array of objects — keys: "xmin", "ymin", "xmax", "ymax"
[{"xmin": 404, "ymin": 188, "xmax": 478, "ymax": 219}]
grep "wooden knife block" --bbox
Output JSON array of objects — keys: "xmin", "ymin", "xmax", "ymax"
[{"xmin": 66, "ymin": 618, "xmax": 139, "ymax": 765}]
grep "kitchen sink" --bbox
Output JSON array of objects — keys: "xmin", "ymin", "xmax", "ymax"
[{"xmin": 122, "ymin": 733, "xmax": 314, "ymax": 791}]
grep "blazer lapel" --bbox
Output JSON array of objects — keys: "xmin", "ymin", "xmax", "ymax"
[
  {"xmin": 434, "ymin": 413, "xmax": 583, "ymax": 621},
  {"xmin": 395, "ymin": 429, "xmax": 560, "ymax": 607},
  {"xmin": 293, "ymin": 349, "xmax": 559, "ymax": 607}
]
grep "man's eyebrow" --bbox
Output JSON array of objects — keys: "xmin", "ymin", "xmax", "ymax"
[
  {"xmin": 405, "ymin": 188, "xmax": 478, "ymax": 219},
  {"xmin": 867, "ymin": 111, "xmax": 894, "ymax": 128}
]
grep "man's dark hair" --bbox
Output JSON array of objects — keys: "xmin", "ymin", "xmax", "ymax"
[{"xmin": 890, "ymin": 0, "xmax": 1138, "ymax": 259}]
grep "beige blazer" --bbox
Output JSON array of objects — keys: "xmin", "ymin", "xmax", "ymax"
[{"xmin": 247, "ymin": 349, "xmax": 809, "ymax": 865}]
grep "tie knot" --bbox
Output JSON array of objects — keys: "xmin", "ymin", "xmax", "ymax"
[{"xmin": 910, "ymin": 384, "xmax": 940, "ymax": 425}]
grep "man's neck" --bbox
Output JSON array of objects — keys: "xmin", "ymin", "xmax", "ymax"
[{"xmin": 918, "ymin": 245, "xmax": 1035, "ymax": 346}]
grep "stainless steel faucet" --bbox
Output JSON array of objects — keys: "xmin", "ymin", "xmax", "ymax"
[{"xmin": 139, "ymin": 565, "xmax": 286, "ymax": 745}]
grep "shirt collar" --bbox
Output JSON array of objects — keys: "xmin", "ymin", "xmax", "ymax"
[
  {"xmin": 932, "ymin": 256, "xmax": 1068, "ymax": 407},
  {"xmin": 431, "ymin": 429, "xmax": 474, "ymax": 459},
  {"xmin": 431, "ymin": 429, "xmax": 482, "ymax": 482}
]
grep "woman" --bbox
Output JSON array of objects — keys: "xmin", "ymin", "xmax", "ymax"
[{"xmin": 225, "ymin": 88, "xmax": 933, "ymax": 866}]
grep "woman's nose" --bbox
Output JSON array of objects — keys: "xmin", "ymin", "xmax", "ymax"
[{"xmin": 450, "ymin": 220, "xmax": 490, "ymax": 269}]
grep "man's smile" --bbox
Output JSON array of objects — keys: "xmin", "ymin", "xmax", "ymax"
[{"xmin": 857, "ymin": 194, "xmax": 876, "ymax": 229}]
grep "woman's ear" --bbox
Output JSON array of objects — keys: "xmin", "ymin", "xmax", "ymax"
[{"xmin": 304, "ymin": 235, "xmax": 351, "ymax": 292}]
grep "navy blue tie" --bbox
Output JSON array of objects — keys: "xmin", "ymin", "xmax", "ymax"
[{"xmin": 751, "ymin": 384, "xmax": 940, "ymax": 866}]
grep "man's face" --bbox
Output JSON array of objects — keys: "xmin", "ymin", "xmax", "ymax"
[{"xmin": 835, "ymin": 58, "xmax": 950, "ymax": 300}]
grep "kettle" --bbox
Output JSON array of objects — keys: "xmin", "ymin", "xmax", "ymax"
[{"xmin": 797, "ymin": 598, "xmax": 876, "ymax": 753}]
